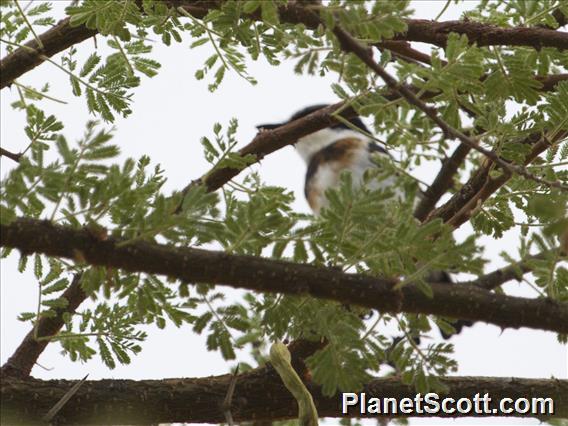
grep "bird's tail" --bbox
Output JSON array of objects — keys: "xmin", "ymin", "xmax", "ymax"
[{"xmin": 427, "ymin": 269, "xmax": 474, "ymax": 339}]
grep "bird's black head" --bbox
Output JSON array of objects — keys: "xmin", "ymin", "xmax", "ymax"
[{"xmin": 256, "ymin": 104, "xmax": 370, "ymax": 133}]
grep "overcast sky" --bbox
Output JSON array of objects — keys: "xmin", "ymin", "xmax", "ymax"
[{"xmin": 1, "ymin": 2, "xmax": 566, "ymax": 425}]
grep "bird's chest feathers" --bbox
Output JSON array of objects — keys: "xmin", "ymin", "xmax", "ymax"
[{"xmin": 304, "ymin": 137, "xmax": 392, "ymax": 213}]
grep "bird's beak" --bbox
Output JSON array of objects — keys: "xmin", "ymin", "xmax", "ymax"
[{"xmin": 256, "ymin": 123, "xmax": 284, "ymax": 131}]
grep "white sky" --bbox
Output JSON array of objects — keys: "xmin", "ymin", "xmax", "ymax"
[{"xmin": 0, "ymin": 1, "xmax": 566, "ymax": 425}]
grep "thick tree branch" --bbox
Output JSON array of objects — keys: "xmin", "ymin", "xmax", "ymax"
[
  {"xmin": 392, "ymin": 18, "xmax": 568, "ymax": 49},
  {"xmin": 2, "ymin": 217, "xmax": 568, "ymax": 334},
  {"xmin": 1, "ymin": 274, "xmax": 86, "ymax": 378},
  {"xmin": 1, "ymin": 371, "xmax": 566, "ymax": 424},
  {"xmin": 2, "ymin": 2, "xmax": 568, "ymax": 89}
]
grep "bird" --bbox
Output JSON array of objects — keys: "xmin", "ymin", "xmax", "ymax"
[
  {"xmin": 257, "ymin": 104, "xmax": 472, "ymax": 339},
  {"xmin": 257, "ymin": 104, "xmax": 401, "ymax": 215}
]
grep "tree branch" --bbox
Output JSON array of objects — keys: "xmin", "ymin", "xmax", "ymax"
[
  {"xmin": 464, "ymin": 249, "xmax": 564, "ymax": 291},
  {"xmin": 2, "ymin": 2, "xmax": 568, "ymax": 89},
  {"xmin": 1, "ymin": 274, "xmax": 86, "ymax": 378},
  {"xmin": 183, "ymin": 102, "xmax": 356, "ymax": 194},
  {"xmin": 392, "ymin": 18, "xmax": 568, "ymax": 49},
  {"xmin": 0, "ymin": 17, "xmax": 97, "ymax": 89},
  {"xmin": 414, "ymin": 143, "xmax": 472, "ymax": 221},
  {"xmin": 536, "ymin": 73, "xmax": 568, "ymax": 91},
  {"xmin": 1, "ymin": 371, "xmax": 566, "ymax": 424},
  {"xmin": 329, "ymin": 21, "xmax": 568, "ymax": 192},
  {"xmin": 0, "ymin": 147, "xmax": 22, "ymax": 163},
  {"xmin": 427, "ymin": 131, "xmax": 566, "ymax": 228},
  {"xmin": 411, "ymin": 71, "xmax": 567, "ymax": 222},
  {"xmin": 2, "ymin": 218, "xmax": 568, "ymax": 334}
]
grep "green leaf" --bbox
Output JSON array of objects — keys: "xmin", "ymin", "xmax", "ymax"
[{"xmin": 260, "ymin": 1, "xmax": 279, "ymax": 25}]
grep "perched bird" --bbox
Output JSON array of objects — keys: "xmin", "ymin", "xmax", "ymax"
[
  {"xmin": 258, "ymin": 104, "xmax": 400, "ymax": 214},
  {"xmin": 258, "ymin": 104, "xmax": 471, "ymax": 339}
]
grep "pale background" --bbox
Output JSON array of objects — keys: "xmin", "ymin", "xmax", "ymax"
[{"xmin": 1, "ymin": 1, "xmax": 566, "ymax": 425}]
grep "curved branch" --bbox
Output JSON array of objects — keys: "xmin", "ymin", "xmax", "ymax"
[
  {"xmin": 2, "ymin": 217, "xmax": 568, "ymax": 334},
  {"xmin": 1, "ymin": 371, "xmax": 566, "ymax": 424},
  {"xmin": 1, "ymin": 274, "xmax": 85, "ymax": 378}
]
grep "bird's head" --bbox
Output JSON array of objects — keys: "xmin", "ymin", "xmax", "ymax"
[{"xmin": 256, "ymin": 104, "xmax": 371, "ymax": 163}]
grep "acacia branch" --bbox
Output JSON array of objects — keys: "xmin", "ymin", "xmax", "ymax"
[
  {"xmin": 1, "ymin": 274, "xmax": 86, "ymax": 378},
  {"xmin": 428, "ymin": 131, "xmax": 567, "ymax": 228},
  {"xmin": 0, "ymin": 147, "xmax": 22, "ymax": 163},
  {"xmin": 1, "ymin": 372, "xmax": 566, "ymax": 424},
  {"xmin": 0, "ymin": 17, "xmax": 97, "ymax": 89},
  {"xmin": 2, "ymin": 217, "xmax": 568, "ymax": 334},
  {"xmin": 464, "ymin": 249, "xmax": 564, "ymax": 291},
  {"xmin": 539, "ymin": 8, "xmax": 568, "ymax": 29},
  {"xmin": 183, "ymin": 102, "xmax": 356, "ymax": 194},
  {"xmin": 329, "ymin": 22, "xmax": 568, "ymax": 192},
  {"xmin": 391, "ymin": 18, "xmax": 568, "ymax": 49},
  {"xmin": 2, "ymin": 1, "xmax": 568, "ymax": 89},
  {"xmin": 536, "ymin": 73, "xmax": 568, "ymax": 91},
  {"xmin": 414, "ymin": 143, "xmax": 472, "ymax": 221}
]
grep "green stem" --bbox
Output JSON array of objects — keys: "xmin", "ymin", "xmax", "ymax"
[
  {"xmin": 203, "ymin": 295, "xmax": 235, "ymax": 344},
  {"xmin": 393, "ymin": 253, "xmax": 447, "ymax": 290},
  {"xmin": 0, "ymin": 38, "xmax": 127, "ymax": 100},
  {"xmin": 14, "ymin": 0, "xmax": 44, "ymax": 49},
  {"xmin": 36, "ymin": 332, "xmax": 109, "ymax": 342},
  {"xmin": 524, "ymin": 3, "xmax": 560, "ymax": 25},
  {"xmin": 361, "ymin": 314, "xmax": 382, "ymax": 341},
  {"xmin": 112, "ymin": 35, "xmax": 134, "ymax": 76},
  {"xmin": 49, "ymin": 143, "xmax": 88, "ymax": 221},
  {"xmin": 434, "ymin": 0, "xmax": 452, "ymax": 21},
  {"xmin": 396, "ymin": 316, "xmax": 429, "ymax": 365},
  {"xmin": 13, "ymin": 81, "xmax": 68, "ymax": 104}
]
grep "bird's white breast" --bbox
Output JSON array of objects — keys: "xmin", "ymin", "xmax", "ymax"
[{"xmin": 302, "ymin": 133, "xmax": 400, "ymax": 214}]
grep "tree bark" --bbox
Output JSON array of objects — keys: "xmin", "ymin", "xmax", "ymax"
[
  {"xmin": 2, "ymin": 371, "xmax": 566, "ymax": 425},
  {"xmin": 2, "ymin": 2, "xmax": 568, "ymax": 89},
  {"xmin": 2, "ymin": 218, "xmax": 568, "ymax": 334}
]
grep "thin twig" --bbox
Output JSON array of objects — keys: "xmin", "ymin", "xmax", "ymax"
[
  {"xmin": 13, "ymin": 0, "xmax": 44, "ymax": 50},
  {"xmin": 13, "ymin": 81, "xmax": 68, "ymax": 104},
  {"xmin": 461, "ymin": 249, "xmax": 561, "ymax": 290},
  {"xmin": 43, "ymin": 374, "xmax": 89, "ymax": 422},
  {"xmin": 414, "ymin": 143, "xmax": 472, "ymax": 221},
  {"xmin": 221, "ymin": 364, "xmax": 240, "ymax": 426}
]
